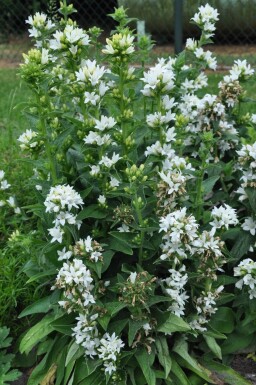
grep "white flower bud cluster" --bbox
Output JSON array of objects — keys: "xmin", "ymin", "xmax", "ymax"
[
  {"xmin": 55, "ymin": 258, "xmax": 95, "ymax": 312},
  {"xmin": 190, "ymin": 286, "xmax": 224, "ymax": 332},
  {"xmin": 234, "ymin": 258, "xmax": 256, "ymax": 299},
  {"xmin": 97, "ymin": 333, "xmax": 125, "ymax": 375},
  {"xmin": 161, "ymin": 265, "xmax": 189, "ymax": 317},
  {"xmin": 44, "ymin": 184, "xmax": 83, "ymax": 243},
  {"xmin": 236, "ymin": 142, "xmax": 256, "ymax": 201},
  {"xmin": 73, "ymin": 236, "xmax": 104, "ymax": 262}
]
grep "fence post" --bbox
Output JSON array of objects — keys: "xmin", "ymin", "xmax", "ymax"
[{"xmin": 174, "ymin": 0, "xmax": 183, "ymax": 55}]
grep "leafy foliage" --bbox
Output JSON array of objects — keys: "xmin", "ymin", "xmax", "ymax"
[{"xmin": 12, "ymin": 2, "xmax": 256, "ymax": 385}]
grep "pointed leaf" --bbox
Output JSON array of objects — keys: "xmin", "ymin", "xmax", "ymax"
[
  {"xmin": 20, "ymin": 314, "xmax": 56, "ymax": 354},
  {"xmin": 156, "ymin": 311, "xmax": 191, "ymax": 333},
  {"xmin": 135, "ymin": 349, "xmax": 156, "ymax": 385},
  {"xmin": 155, "ymin": 336, "xmax": 172, "ymax": 378},
  {"xmin": 201, "ymin": 359, "xmax": 253, "ymax": 385},
  {"xmin": 203, "ymin": 335, "xmax": 222, "ymax": 359}
]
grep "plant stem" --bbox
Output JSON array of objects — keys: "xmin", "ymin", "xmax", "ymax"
[
  {"xmin": 37, "ymin": 95, "xmax": 58, "ymax": 184},
  {"xmin": 134, "ymin": 192, "xmax": 145, "ymax": 265}
]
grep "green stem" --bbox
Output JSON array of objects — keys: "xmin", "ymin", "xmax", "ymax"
[
  {"xmin": 37, "ymin": 95, "xmax": 58, "ymax": 184},
  {"xmin": 134, "ymin": 192, "xmax": 145, "ymax": 265},
  {"xmin": 195, "ymin": 162, "xmax": 205, "ymax": 222}
]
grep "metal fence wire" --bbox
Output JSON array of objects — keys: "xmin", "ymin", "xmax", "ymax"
[{"xmin": 1, "ymin": 0, "xmax": 256, "ymax": 62}]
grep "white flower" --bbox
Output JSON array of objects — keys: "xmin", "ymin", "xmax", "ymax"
[
  {"xmin": 117, "ymin": 224, "xmax": 130, "ymax": 232},
  {"xmin": 94, "ymin": 115, "xmax": 117, "ymax": 131},
  {"xmin": 18, "ymin": 129, "xmax": 38, "ymax": 151},
  {"xmin": 48, "ymin": 226, "xmax": 64, "ymax": 243},
  {"xmin": 99, "ymin": 153, "xmax": 121, "ymax": 168},
  {"xmin": 1, "ymin": 180, "xmax": 11, "ymax": 190},
  {"xmin": 98, "ymin": 195, "xmax": 106, "ymax": 205},
  {"xmin": 210, "ymin": 204, "xmax": 238, "ymax": 231},
  {"xmin": 57, "ymin": 247, "xmax": 73, "ymax": 261},
  {"xmin": 129, "ymin": 272, "xmax": 137, "ymax": 284},
  {"xmin": 242, "ymin": 217, "xmax": 256, "ymax": 235},
  {"xmin": 90, "ymin": 165, "xmax": 100, "ymax": 176},
  {"xmin": 84, "ymin": 91, "xmax": 100, "ymax": 105},
  {"xmin": 109, "ymin": 176, "xmax": 120, "ymax": 188}
]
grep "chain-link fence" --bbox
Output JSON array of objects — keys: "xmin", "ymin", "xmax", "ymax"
[{"xmin": 1, "ymin": 0, "xmax": 256, "ymax": 64}]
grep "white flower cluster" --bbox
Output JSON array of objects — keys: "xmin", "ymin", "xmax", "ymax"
[
  {"xmin": 141, "ymin": 60, "xmax": 175, "ymax": 97},
  {"xmin": 75, "ymin": 60, "xmax": 110, "ymax": 106},
  {"xmin": 55, "ymin": 258, "xmax": 95, "ymax": 311},
  {"xmin": 190, "ymin": 286, "xmax": 224, "ymax": 332},
  {"xmin": 18, "ymin": 129, "xmax": 39, "ymax": 151},
  {"xmin": 72, "ymin": 313, "xmax": 100, "ymax": 357},
  {"xmin": 234, "ymin": 259, "xmax": 256, "ymax": 299},
  {"xmin": 178, "ymin": 92, "xmax": 238, "ymax": 157},
  {"xmin": 223, "ymin": 59, "xmax": 254, "ymax": 83},
  {"xmin": 237, "ymin": 142, "xmax": 256, "ymax": 201},
  {"xmin": 159, "ymin": 207, "xmax": 199, "ymax": 261},
  {"xmin": 0, "ymin": 171, "xmax": 21, "ymax": 214},
  {"xmin": 49, "ymin": 25, "xmax": 90, "ymax": 56},
  {"xmin": 44, "ymin": 185, "xmax": 83, "ymax": 243},
  {"xmin": 98, "ymin": 333, "xmax": 125, "ymax": 375},
  {"xmin": 26, "ymin": 12, "xmax": 55, "ymax": 41},
  {"xmin": 210, "ymin": 204, "xmax": 238, "ymax": 232},
  {"xmin": 73, "ymin": 236, "xmax": 104, "ymax": 262},
  {"xmin": 84, "ymin": 115, "xmax": 117, "ymax": 146},
  {"xmin": 191, "ymin": 3, "xmax": 219, "ymax": 39},
  {"xmin": 72, "ymin": 314, "xmax": 124, "ymax": 375},
  {"xmin": 161, "ymin": 265, "xmax": 189, "ymax": 317}
]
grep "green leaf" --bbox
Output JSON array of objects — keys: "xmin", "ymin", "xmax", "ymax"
[
  {"xmin": 155, "ymin": 336, "xmax": 172, "ymax": 378},
  {"xmin": 169, "ymin": 358, "xmax": 190, "ymax": 385},
  {"xmin": 209, "ymin": 307, "xmax": 235, "ymax": 334},
  {"xmin": 245, "ymin": 187, "xmax": 256, "ymax": 213},
  {"xmin": 135, "ymin": 349, "xmax": 156, "ymax": 385},
  {"xmin": 19, "ymin": 296, "xmax": 53, "ymax": 318},
  {"xmin": 108, "ymin": 319, "xmax": 128, "ymax": 335},
  {"xmin": 202, "ymin": 175, "xmax": 220, "ymax": 195},
  {"xmin": 156, "ymin": 311, "xmax": 191, "ymax": 333},
  {"xmin": 73, "ymin": 357, "xmax": 102, "ymax": 384},
  {"xmin": 0, "ymin": 327, "xmax": 12, "ymax": 349},
  {"xmin": 51, "ymin": 314, "xmax": 76, "ymax": 335},
  {"xmin": 230, "ymin": 231, "xmax": 253, "ymax": 259},
  {"xmin": 98, "ymin": 314, "xmax": 111, "ymax": 331},
  {"xmin": 105, "ymin": 301, "xmax": 127, "ymax": 317},
  {"xmin": 65, "ymin": 342, "xmax": 83, "ymax": 367},
  {"xmin": 221, "ymin": 332, "xmax": 255, "ymax": 355},
  {"xmin": 173, "ymin": 338, "xmax": 214, "ymax": 383},
  {"xmin": 128, "ymin": 320, "xmax": 146, "ymax": 346},
  {"xmin": 20, "ymin": 314, "xmax": 56, "ymax": 354},
  {"xmin": 200, "ymin": 359, "xmax": 253, "ymax": 385},
  {"xmin": 77, "ymin": 205, "xmax": 107, "ymax": 220},
  {"xmin": 102, "ymin": 250, "xmax": 115, "ymax": 273},
  {"xmin": 109, "ymin": 236, "xmax": 133, "ymax": 255},
  {"xmin": 203, "ymin": 335, "xmax": 222, "ymax": 359},
  {"xmin": 26, "ymin": 269, "xmax": 57, "ymax": 283},
  {"xmin": 204, "ymin": 326, "xmax": 227, "ymax": 340}
]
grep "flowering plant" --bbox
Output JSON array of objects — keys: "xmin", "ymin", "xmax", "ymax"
[{"xmin": 17, "ymin": 2, "xmax": 256, "ymax": 385}]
